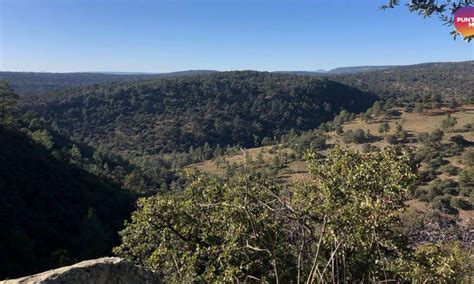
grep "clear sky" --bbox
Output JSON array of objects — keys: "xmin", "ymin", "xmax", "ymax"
[{"xmin": 1, "ymin": 0, "xmax": 473, "ymax": 73}]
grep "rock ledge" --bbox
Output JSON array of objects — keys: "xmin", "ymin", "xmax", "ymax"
[{"xmin": 1, "ymin": 257, "xmax": 161, "ymax": 284}]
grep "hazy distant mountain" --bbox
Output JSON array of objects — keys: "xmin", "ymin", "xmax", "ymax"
[
  {"xmin": 273, "ymin": 71, "xmax": 326, "ymax": 76},
  {"xmin": 0, "ymin": 70, "xmax": 217, "ymax": 96},
  {"xmin": 327, "ymin": 65, "xmax": 397, "ymax": 74},
  {"xmin": 2, "ymin": 61, "xmax": 471, "ymax": 98}
]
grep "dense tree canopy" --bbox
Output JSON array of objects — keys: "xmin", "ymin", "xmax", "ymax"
[{"xmin": 27, "ymin": 72, "xmax": 376, "ymax": 156}]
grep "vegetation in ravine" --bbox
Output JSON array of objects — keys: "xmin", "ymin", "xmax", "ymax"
[
  {"xmin": 0, "ymin": 81, "xmax": 136, "ymax": 279},
  {"xmin": 0, "ymin": 126, "xmax": 133, "ymax": 279}
]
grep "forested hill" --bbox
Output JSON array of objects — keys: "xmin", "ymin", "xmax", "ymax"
[
  {"xmin": 329, "ymin": 61, "xmax": 474, "ymax": 101},
  {"xmin": 5, "ymin": 61, "xmax": 471, "ymax": 100},
  {"xmin": 27, "ymin": 71, "xmax": 376, "ymax": 155},
  {"xmin": 0, "ymin": 70, "xmax": 216, "ymax": 96}
]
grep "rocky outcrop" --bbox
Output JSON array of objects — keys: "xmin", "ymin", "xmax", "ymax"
[{"xmin": 1, "ymin": 257, "xmax": 161, "ymax": 284}]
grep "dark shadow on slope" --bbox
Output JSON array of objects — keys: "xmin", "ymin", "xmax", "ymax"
[{"xmin": 0, "ymin": 127, "xmax": 134, "ymax": 280}]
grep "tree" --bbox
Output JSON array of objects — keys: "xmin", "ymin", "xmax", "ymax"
[
  {"xmin": 431, "ymin": 94, "xmax": 443, "ymax": 108},
  {"xmin": 298, "ymin": 147, "xmax": 417, "ymax": 282},
  {"xmin": 0, "ymin": 81, "xmax": 19, "ymax": 125},
  {"xmin": 271, "ymin": 154, "xmax": 282, "ymax": 170},
  {"xmin": 386, "ymin": 134, "xmax": 398, "ymax": 144},
  {"xmin": 123, "ymin": 170, "xmax": 146, "ymax": 193},
  {"xmin": 398, "ymin": 130, "xmax": 408, "ymax": 142},
  {"xmin": 339, "ymin": 109, "xmax": 351, "ymax": 122},
  {"xmin": 381, "ymin": 0, "xmax": 473, "ymax": 41},
  {"xmin": 448, "ymin": 98, "xmax": 459, "ymax": 109},
  {"xmin": 213, "ymin": 144, "xmax": 223, "ymax": 157},
  {"xmin": 342, "ymin": 129, "xmax": 367, "ymax": 144},
  {"xmin": 372, "ymin": 101, "xmax": 383, "ymax": 117},
  {"xmin": 361, "ymin": 111, "xmax": 372, "ymax": 123},
  {"xmin": 378, "ymin": 122, "xmax": 390, "ymax": 136},
  {"xmin": 441, "ymin": 114, "xmax": 457, "ymax": 131},
  {"xmin": 213, "ymin": 156, "xmax": 223, "ymax": 168},
  {"xmin": 31, "ymin": 129, "xmax": 54, "ymax": 150},
  {"xmin": 256, "ymin": 151, "xmax": 264, "ymax": 164},
  {"xmin": 114, "ymin": 174, "xmax": 290, "ymax": 283},
  {"xmin": 70, "ymin": 144, "xmax": 82, "ymax": 160},
  {"xmin": 414, "ymin": 103, "xmax": 425, "ymax": 113},
  {"xmin": 429, "ymin": 128, "xmax": 445, "ymax": 143}
]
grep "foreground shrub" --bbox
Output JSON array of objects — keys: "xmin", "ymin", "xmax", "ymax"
[
  {"xmin": 114, "ymin": 147, "xmax": 471, "ymax": 282},
  {"xmin": 395, "ymin": 242, "xmax": 472, "ymax": 282},
  {"xmin": 450, "ymin": 197, "xmax": 473, "ymax": 210}
]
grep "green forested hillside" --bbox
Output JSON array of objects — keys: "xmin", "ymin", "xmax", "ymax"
[
  {"xmin": 0, "ymin": 127, "xmax": 133, "ymax": 279},
  {"xmin": 27, "ymin": 71, "xmax": 376, "ymax": 155},
  {"xmin": 329, "ymin": 61, "xmax": 474, "ymax": 102}
]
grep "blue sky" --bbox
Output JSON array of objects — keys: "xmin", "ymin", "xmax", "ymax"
[{"xmin": 1, "ymin": 0, "xmax": 472, "ymax": 72}]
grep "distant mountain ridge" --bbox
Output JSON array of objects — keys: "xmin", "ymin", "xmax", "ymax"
[
  {"xmin": 0, "ymin": 70, "xmax": 217, "ymax": 96},
  {"xmin": 275, "ymin": 61, "xmax": 472, "ymax": 75},
  {"xmin": 327, "ymin": 65, "xmax": 397, "ymax": 74},
  {"xmin": 2, "ymin": 61, "xmax": 471, "ymax": 97}
]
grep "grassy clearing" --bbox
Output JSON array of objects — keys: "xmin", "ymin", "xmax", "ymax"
[
  {"xmin": 339, "ymin": 106, "xmax": 474, "ymax": 142},
  {"xmin": 188, "ymin": 104, "xmax": 474, "ymax": 223},
  {"xmin": 190, "ymin": 105, "xmax": 473, "ymax": 181}
]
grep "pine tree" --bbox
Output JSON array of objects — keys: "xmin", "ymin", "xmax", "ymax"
[{"xmin": 378, "ymin": 122, "xmax": 390, "ymax": 136}]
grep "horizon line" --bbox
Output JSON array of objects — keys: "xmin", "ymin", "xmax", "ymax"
[{"xmin": 0, "ymin": 60, "xmax": 472, "ymax": 74}]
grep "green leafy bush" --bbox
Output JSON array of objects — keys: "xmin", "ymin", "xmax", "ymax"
[
  {"xmin": 450, "ymin": 197, "xmax": 473, "ymax": 210},
  {"xmin": 431, "ymin": 195, "xmax": 458, "ymax": 215},
  {"xmin": 112, "ymin": 147, "xmax": 474, "ymax": 282}
]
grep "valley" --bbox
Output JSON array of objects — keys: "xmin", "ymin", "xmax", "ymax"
[
  {"xmin": 1, "ymin": 61, "xmax": 473, "ymax": 281},
  {"xmin": 2, "ymin": 1, "xmax": 473, "ymax": 281}
]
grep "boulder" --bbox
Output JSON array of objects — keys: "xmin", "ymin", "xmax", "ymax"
[{"xmin": 1, "ymin": 257, "xmax": 161, "ymax": 284}]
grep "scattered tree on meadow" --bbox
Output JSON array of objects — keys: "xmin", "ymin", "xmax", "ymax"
[
  {"xmin": 372, "ymin": 101, "xmax": 383, "ymax": 117},
  {"xmin": 441, "ymin": 114, "xmax": 457, "ymax": 131},
  {"xmin": 448, "ymin": 98, "xmax": 459, "ymax": 109},
  {"xmin": 414, "ymin": 103, "xmax": 425, "ymax": 113},
  {"xmin": 379, "ymin": 122, "xmax": 391, "ymax": 136}
]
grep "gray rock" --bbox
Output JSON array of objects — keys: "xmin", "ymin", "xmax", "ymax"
[{"xmin": 1, "ymin": 257, "xmax": 161, "ymax": 284}]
